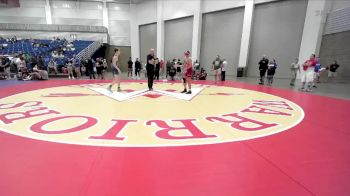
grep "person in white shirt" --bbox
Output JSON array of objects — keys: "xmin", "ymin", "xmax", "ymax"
[
  {"xmin": 194, "ymin": 59, "xmax": 200, "ymax": 70},
  {"xmin": 290, "ymin": 58, "xmax": 300, "ymax": 86},
  {"xmin": 212, "ymin": 55, "xmax": 222, "ymax": 83},
  {"xmin": 47, "ymin": 59, "xmax": 58, "ymax": 75},
  {"xmin": 221, "ymin": 59, "xmax": 228, "ymax": 81}
]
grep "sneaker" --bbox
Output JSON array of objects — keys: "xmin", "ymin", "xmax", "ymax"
[
  {"xmin": 186, "ymin": 91, "xmax": 192, "ymax": 94},
  {"xmin": 181, "ymin": 89, "xmax": 187, "ymax": 93},
  {"xmin": 117, "ymin": 87, "xmax": 121, "ymax": 92},
  {"xmin": 69, "ymin": 76, "xmax": 71, "ymax": 79},
  {"xmin": 306, "ymin": 88, "xmax": 312, "ymax": 92},
  {"xmin": 299, "ymin": 88, "xmax": 305, "ymax": 92}
]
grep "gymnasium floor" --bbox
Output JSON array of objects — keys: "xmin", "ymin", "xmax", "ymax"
[{"xmin": 0, "ymin": 76, "xmax": 349, "ymax": 196}]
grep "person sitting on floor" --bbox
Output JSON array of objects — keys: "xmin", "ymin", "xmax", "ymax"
[
  {"xmin": 199, "ymin": 69, "xmax": 207, "ymax": 80},
  {"xmin": 23, "ymin": 67, "xmax": 49, "ymax": 81}
]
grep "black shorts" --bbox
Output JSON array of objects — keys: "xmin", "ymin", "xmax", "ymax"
[
  {"xmin": 112, "ymin": 67, "xmax": 119, "ymax": 75},
  {"xmin": 97, "ymin": 67, "xmax": 103, "ymax": 74},
  {"xmin": 260, "ymin": 69, "xmax": 267, "ymax": 77}
]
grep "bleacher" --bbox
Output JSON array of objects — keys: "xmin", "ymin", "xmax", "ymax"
[{"xmin": 0, "ymin": 38, "xmax": 94, "ymax": 68}]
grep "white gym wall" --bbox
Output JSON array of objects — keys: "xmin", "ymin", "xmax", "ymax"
[
  {"xmin": 200, "ymin": 7, "xmax": 245, "ymax": 76},
  {"xmin": 164, "ymin": 16, "xmax": 193, "ymax": 61},
  {"xmin": 139, "ymin": 23, "xmax": 157, "ymax": 64},
  {"xmin": 246, "ymin": 0, "xmax": 308, "ymax": 78},
  {"xmin": 0, "ymin": 0, "xmax": 47, "ymax": 24}
]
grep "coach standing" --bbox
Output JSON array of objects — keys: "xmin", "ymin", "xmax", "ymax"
[{"xmin": 146, "ymin": 49, "xmax": 155, "ymax": 91}]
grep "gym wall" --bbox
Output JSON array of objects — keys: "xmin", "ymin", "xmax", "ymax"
[
  {"xmin": 200, "ymin": 7, "xmax": 244, "ymax": 75},
  {"xmin": 319, "ymin": 30, "xmax": 350, "ymax": 83},
  {"xmin": 164, "ymin": 16, "xmax": 193, "ymax": 62},
  {"xmin": 108, "ymin": 3, "xmax": 131, "ymax": 46},
  {"xmin": 0, "ymin": 0, "xmax": 46, "ymax": 24},
  {"xmin": 247, "ymin": 0, "xmax": 308, "ymax": 78},
  {"xmin": 139, "ymin": 23, "xmax": 157, "ymax": 64}
]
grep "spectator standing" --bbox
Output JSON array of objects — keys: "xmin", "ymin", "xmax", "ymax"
[
  {"xmin": 290, "ymin": 58, "xmax": 300, "ymax": 86},
  {"xmin": 327, "ymin": 60, "xmax": 340, "ymax": 80},
  {"xmin": 266, "ymin": 60, "xmax": 277, "ymax": 86},
  {"xmin": 67, "ymin": 60, "xmax": 74, "ymax": 79},
  {"xmin": 221, "ymin": 59, "xmax": 227, "ymax": 81},
  {"xmin": 72, "ymin": 55, "xmax": 81, "ymax": 79},
  {"xmin": 86, "ymin": 58, "xmax": 95, "ymax": 79},
  {"xmin": 154, "ymin": 58, "xmax": 160, "ymax": 80},
  {"xmin": 135, "ymin": 58, "xmax": 141, "ymax": 79},
  {"xmin": 300, "ymin": 54, "xmax": 317, "ymax": 92},
  {"xmin": 258, "ymin": 55, "xmax": 269, "ymax": 85},
  {"xmin": 96, "ymin": 58, "xmax": 105, "ymax": 80},
  {"xmin": 212, "ymin": 55, "xmax": 222, "ymax": 83},
  {"xmin": 127, "ymin": 57, "xmax": 133, "ymax": 78},
  {"xmin": 166, "ymin": 60, "xmax": 171, "ymax": 79},
  {"xmin": 169, "ymin": 64, "xmax": 176, "ymax": 81}
]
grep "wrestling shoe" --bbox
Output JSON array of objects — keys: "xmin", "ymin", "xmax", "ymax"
[{"xmin": 107, "ymin": 85, "xmax": 113, "ymax": 93}]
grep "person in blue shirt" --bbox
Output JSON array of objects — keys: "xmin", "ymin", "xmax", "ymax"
[
  {"xmin": 72, "ymin": 55, "xmax": 81, "ymax": 79},
  {"xmin": 312, "ymin": 58, "xmax": 322, "ymax": 88}
]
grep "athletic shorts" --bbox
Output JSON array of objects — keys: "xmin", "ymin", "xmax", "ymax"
[
  {"xmin": 214, "ymin": 68, "xmax": 221, "ymax": 74},
  {"xmin": 301, "ymin": 69, "xmax": 314, "ymax": 83},
  {"xmin": 328, "ymin": 71, "xmax": 337, "ymax": 77},
  {"xmin": 185, "ymin": 68, "xmax": 193, "ymax": 78},
  {"xmin": 112, "ymin": 67, "xmax": 119, "ymax": 75}
]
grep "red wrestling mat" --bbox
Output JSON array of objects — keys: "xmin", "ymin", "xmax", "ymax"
[{"xmin": 0, "ymin": 79, "xmax": 349, "ymax": 196}]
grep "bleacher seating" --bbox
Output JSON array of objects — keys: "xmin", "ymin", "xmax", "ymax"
[{"xmin": 0, "ymin": 38, "xmax": 94, "ymax": 68}]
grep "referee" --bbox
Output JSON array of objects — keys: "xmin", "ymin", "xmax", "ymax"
[{"xmin": 146, "ymin": 48, "xmax": 155, "ymax": 91}]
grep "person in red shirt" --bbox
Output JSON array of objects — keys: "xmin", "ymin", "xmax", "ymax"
[
  {"xmin": 159, "ymin": 59, "xmax": 165, "ymax": 79},
  {"xmin": 181, "ymin": 51, "xmax": 193, "ymax": 94},
  {"xmin": 300, "ymin": 54, "xmax": 316, "ymax": 92}
]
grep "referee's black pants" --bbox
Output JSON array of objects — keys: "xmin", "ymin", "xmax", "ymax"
[{"xmin": 147, "ymin": 70, "xmax": 154, "ymax": 90}]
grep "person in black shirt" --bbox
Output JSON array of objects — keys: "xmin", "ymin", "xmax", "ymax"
[
  {"xmin": 165, "ymin": 60, "xmax": 171, "ymax": 79},
  {"xmin": 328, "ymin": 60, "xmax": 340, "ymax": 78},
  {"xmin": 169, "ymin": 64, "xmax": 176, "ymax": 81},
  {"xmin": 154, "ymin": 58, "xmax": 160, "ymax": 80},
  {"xmin": 258, "ymin": 55, "xmax": 269, "ymax": 85},
  {"xmin": 86, "ymin": 58, "xmax": 95, "ymax": 79},
  {"xmin": 266, "ymin": 60, "xmax": 277, "ymax": 86},
  {"xmin": 96, "ymin": 58, "xmax": 104, "ymax": 80},
  {"xmin": 135, "ymin": 58, "xmax": 141, "ymax": 79},
  {"xmin": 146, "ymin": 49, "xmax": 155, "ymax": 90},
  {"xmin": 176, "ymin": 59, "xmax": 182, "ymax": 79},
  {"xmin": 1, "ymin": 56, "xmax": 10, "ymax": 79},
  {"xmin": 127, "ymin": 57, "xmax": 133, "ymax": 78},
  {"xmin": 37, "ymin": 56, "xmax": 44, "ymax": 70}
]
